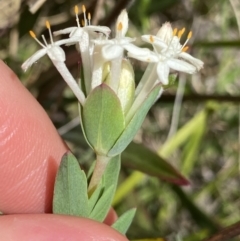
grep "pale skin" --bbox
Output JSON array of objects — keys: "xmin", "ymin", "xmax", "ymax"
[{"xmin": 0, "ymin": 60, "xmax": 127, "ymax": 241}]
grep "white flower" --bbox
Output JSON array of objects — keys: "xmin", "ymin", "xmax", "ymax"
[
  {"xmin": 22, "ymin": 21, "xmax": 85, "ymax": 105},
  {"xmin": 22, "ymin": 22, "xmax": 67, "ymax": 72},
  {"xmin": 53, "ymin": 5, "xmax": 110, "ymax": 48},
  {"xmin": 92, "ymin": 9, "xmax": 149, "ymax": 93},
  {"xmin": 94, "ymin": 9, "xmax": 137, "ymax": 60},
  {"xmin": 53, "ymin": 5, "xmax": 111, "ymax": 95},
  {"xmin": 128, "ymin": 22, "xmax": 204, "ymax": 85}
]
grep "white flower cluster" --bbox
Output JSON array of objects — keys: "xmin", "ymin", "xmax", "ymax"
[{"xmin": 22, "ymin": 6, "xmax": 203, "ymax": 116}]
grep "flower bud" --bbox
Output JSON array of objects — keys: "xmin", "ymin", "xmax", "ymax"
[{"xmin": 103, "ymin": 59, "xmax": 135, "ymax": 114}]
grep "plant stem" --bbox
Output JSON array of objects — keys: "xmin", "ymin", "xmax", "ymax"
[{"xmin": 88, "ymin": 155, "xmax": 110, "ymax": 194}]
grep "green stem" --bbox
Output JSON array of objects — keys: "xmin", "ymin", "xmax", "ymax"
[{"xmin": 88, "ymin": 155, "xmax": 110, "ymax": 194}]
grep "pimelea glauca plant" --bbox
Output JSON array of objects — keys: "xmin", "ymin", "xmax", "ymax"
[{"xmin": 22, "ymin": 5, "xmax": 203, "ymax": 235}]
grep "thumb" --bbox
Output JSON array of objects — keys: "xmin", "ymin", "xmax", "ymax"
[
  {"xmin": 0, "ymin": 214, "xmax": 128, "ymax": 241},
  {"xmin": 0, "ymin": 60, "xmax": 68, "ymax": 214}
]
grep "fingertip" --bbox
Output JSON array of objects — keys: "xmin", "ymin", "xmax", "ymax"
[
  {"xmin": 104, "ymin": 207, "xmax": 118, "ymax": 226},
  {"xmin": 0, "ymin": 60, "xmax": 68, "ymax": 214},
  {"xmin": 0, "ymin": 214, "xmax": 128, "ymax": 241}
]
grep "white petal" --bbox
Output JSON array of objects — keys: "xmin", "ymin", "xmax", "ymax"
[
  {"xmin": 47, "ymin": 46, "xmax": 66, "ymax": 62},
  {"xmin": 167, "ymin": 58, "xmax": 196, "ymax": 74},
  {"xmin": 85, "ymin": 25, "xmax": 111, "ymax": 36},
  {"xmin": 124, "ymin": 43, "xmax": 150, "ymax": 55},
  {"xmin": 141, "ymin": 35, "xmax": 167, "ymax": 50},
  {"xmin": 55, "ymin": 38, "xmax": 78, "ymax": 46},
  {"xmin": 102, "ymin": 44, "xmax": 123, "ymax": 60},
  {"xmin": 156, "ymin": 22, "xmax": 173, "ymax": 43},
  {"xmin": 119, "ymin": 37, "xmax": 135, "ymax": 44},
  {"xmin": 179, "ymin": 52, "xmax": 204, "ymax": 70},
  {"xmin": 156, "ymin": 63, "xmax": 170, "ymax": 85},
  {"xmin": 69, "ymin": 28, "xmax": 84, "ymax": 38},
  {"xmin": 55, "ymin": 28, "xmax": 84, "ymax": 46},
  {"xmin": 94, "ymin": 39, "xmax": 114, "ymax": 46},
  {"xmin": 53, "ymin": 27, "xmax": 77, "ymax": 36},
  {"xmin": 21, "ymin": 48, "xmax": 47, "ymax": 71},
  {"xmin": 79, "ymin": 31, "xmax": 89, "ymax": 52},
  {"xmin": 141, "ymin": 35, "xmax": 154, "ymax": 44},
  {"xmin": 116, "ymin": 9, "xmax": 128, "ymax": 36},
  {"xmin": 128, "ymin": 50, "xmax": 158, "ymax": 62},
  {"xmin": 153, "ymin": 38, "xmax": 168, "ymax": 50}
]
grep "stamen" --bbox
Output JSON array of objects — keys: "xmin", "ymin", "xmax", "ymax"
[
  {"xmin": 187, "ymin": 31, "xmax": 192, "ymax": 39},
  {"xmin": 173, "ymin": 28, "xmax": 178, "ymax": 36},
  {"xmin": 181, "ymin": 31, "xmax": 192, "ymax": 51},
  {"xmin": 82, "ymin": 4, "xmax": 86, "ymax": 13},
  {"xmin": 181, "ymin": 28, "xmax": 185, "ymax": 35},
  {"xmin": 41, "ymin": 35, "xmax": 48, "ymax": 46},
  {"xmin": 177, "ymin": 27, "xmax": 185, "ymax": 39},
  {"xmin": 29, "ymin": 30, "xmax": 46, "ymax": 48},
  {"xmin": 45, "ymin": 20, "xmax": 54, "ymax": 44},
  {"xmin": 182, "ymin": 46, "xmax": 189, "ymax": 52},
  {"xmin": 82, "ymin": 5, "xmax": 87, "ymax": 27},
  {"xmin": 75, "ymin": 5, "xmax": 80, "ymax": 28},
  {"xmin": 150, "ymin": 35, "xmax": 154, "ymax": 43},
  {"xmin": 29, "ymin": 30, "xmax": 36, "ymax": 38},
  {"xmin": 117, "ymin": 22, "xmax": 123, "ymax": 31},
  {"xmin": 88, "ymin": 12, "xmax": 91, "ymax": 25},
  {"xmin": 75, "ymin": 5, "xmax": 79, "ymax": 14},
  {"xmin": 45, "ymin": 21, "xmax": 50, "ymax": 29}
]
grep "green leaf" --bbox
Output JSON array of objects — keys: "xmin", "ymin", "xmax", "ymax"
[
  {"xmin": 122, "ymin": 142, "xmax": 189, "ymax": 185},
  {"xmin": 89, "ymin": 185, "xmax": 114, "ymax": 222},
  {"xmin": 53, "ymin": 152, "xmax": 89, "ymax": 217},
  {"xmin": 108, "ymin": 84, "xmax": 161, "ymax": 157},
  {"xmin": 78, "ymin": 102, "xmax": 93, "ymax": 150},
  {"xmin": 111, "ymin": 208, "xmax": 136, "ymax": 234},
  {"xmin": 103, "ymin": 155, "xmax": 121, "ymax": 192},
  {"xmin": 88, "ymin": 179, "xmax": 103, "ymax": 212},
  {"xmin": 82, "ymin": 84, "xmax": 125, "ymax": 155}
]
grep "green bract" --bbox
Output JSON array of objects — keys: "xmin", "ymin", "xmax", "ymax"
[
  {"xmin": 80, "ymin": 82, "xmax": 161, "ymax": 157},
  {"xmin": 81, "ymin": 84, "xmax": 125, "ymax": 155}
]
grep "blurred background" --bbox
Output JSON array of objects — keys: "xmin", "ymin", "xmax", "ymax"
[{"xmin": 1, "ymin": 0, "xmax": 240, "ymax": 240}]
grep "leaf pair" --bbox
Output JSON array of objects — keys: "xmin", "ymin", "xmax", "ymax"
[{"xmin": 52, "ymin": 152, "xmax": 136, "ymax": 234}]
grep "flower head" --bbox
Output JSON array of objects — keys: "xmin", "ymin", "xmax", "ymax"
[
  {"xmin": 94, "ymin": 9, "xmax": 137, "ymax": 61},
  {"xmin": 22, "ymin": 21, "xmax": 67, "ymax": 72},
  {"xmin": 53, "ymin": 5, "xmax": 111, "ymax": 95},
  {"xmin": 22, "ymin": 21, "xmax": 86, "ymax": 105},
  {"xmin": 54, "ymin": 5, "xmax": 110, "ymax": 45},
  {"xmin": 128, "ymin": 22, "xmax": 204, "ymax": 85}
]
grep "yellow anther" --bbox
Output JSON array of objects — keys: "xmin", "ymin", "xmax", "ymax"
[
  {"xmin": 173, "ymin": 28, "xmax": 178, "ymax": 36},
  {"xmin": 187, "ymin": 31, "xmax": 192, "ymax": 39},
  {"xmin": 150, "ymin": 35, "xmax": 154, "ymax": 43},
  {"xmin": 117, "ymin": 22, "xmax": 123, "ymax": 31},
  {"xmin": 177, "ymin": 27, "xmax": 185, "ymax": 39},
  {"xmin": 182, "ymin": 46, "xmax": 189, "ymax": 52},
  {"xmin": 46, "ymin": 20, "xmax": 50, "ymax": 29},
  {"xmin": 88, "ymin": 12, "xmax": 91, "ymax": 20},
  {"xmin": 75, "ymin": 5, "xmax": 79, "ymax": 14},
  {"xmin": 82, "ymin": 5, "xmax": 86, "ymax": 13},
  {"xmin": 29, "ymin": 30, "xmax": 36, "ymax": 38},
  {"xmin": 181, "ymin": 28, "xmax": 185, "ymax": 35}
]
